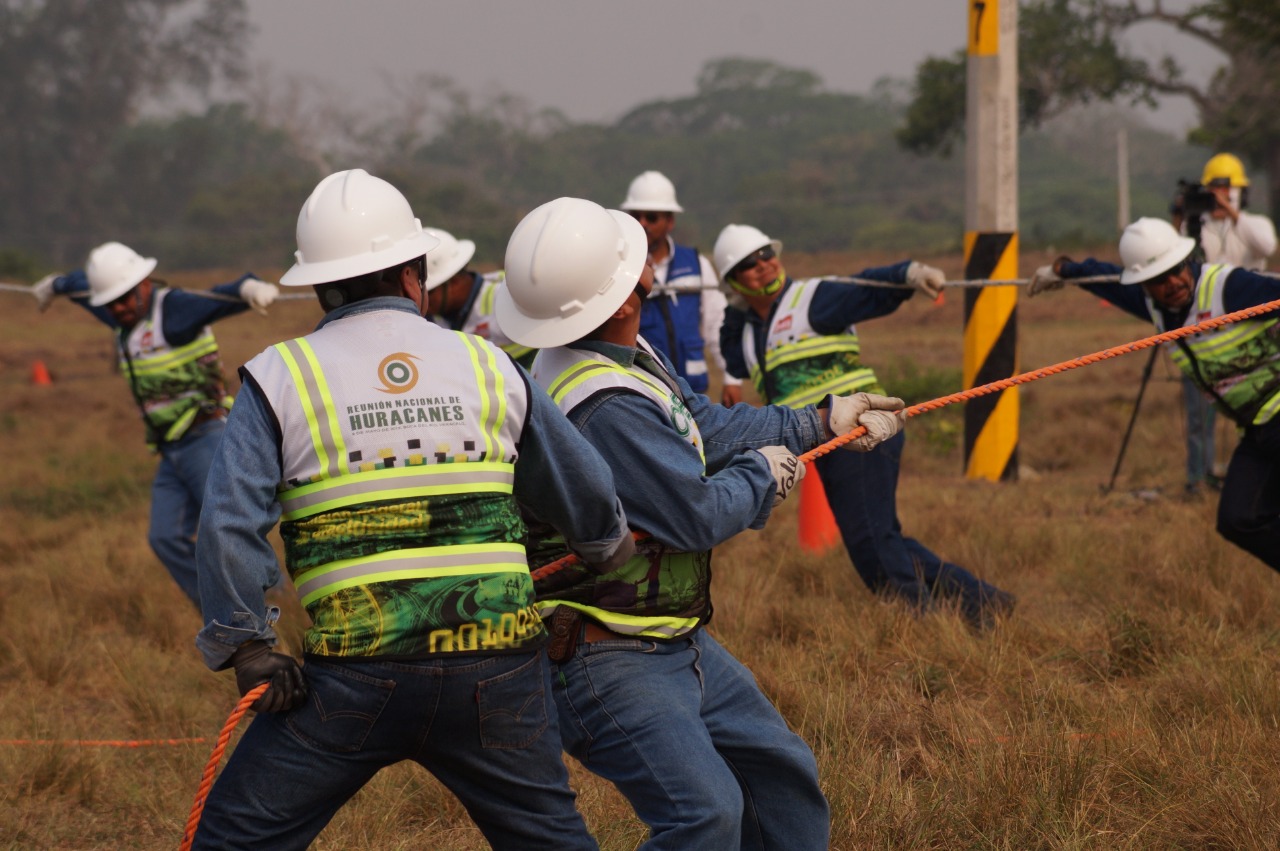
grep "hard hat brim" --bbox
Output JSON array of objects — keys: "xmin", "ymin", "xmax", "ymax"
[
  {"xmin": 1119, "ymin": 235, "xmax": 1196, "ymax": 284},
  {"xmin": 618, "ymin": 200, "xmax": 684, "ymax": 213},
  {"xmin": 720, "ymin": 239, "xmax": 783, "ymax": 283},
  {"xmin": 279, "ymin": 231, "xmax": 441, "ymax": 287},
  {"xmin": 424, "ymin": 239, "xmax": 476, "ymax": 291},
  {"xmin": 494, "ymin": 211, "xmax": 648, "ymax": 349},
  {"xmin": 88, "ymin": 257, "xmax": 157, "ymax": 306}
]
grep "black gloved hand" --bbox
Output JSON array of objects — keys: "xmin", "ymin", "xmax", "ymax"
[{"xmin": 229, "ymin": 640, "xmax": 307, "ymax": 713}]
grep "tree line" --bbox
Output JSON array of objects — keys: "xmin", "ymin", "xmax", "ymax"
[{"xmin": 0, "ymin": 0, "xmax": 1269, "ymax": 276}]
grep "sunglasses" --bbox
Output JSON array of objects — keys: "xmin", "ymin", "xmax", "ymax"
[
  {"xmin": 733, "ymin": 246, "xmax": 776, "ymax": 276},
  {"xmin": 630, "ymin": 211, "xmax": 668, "ymax": 224}
]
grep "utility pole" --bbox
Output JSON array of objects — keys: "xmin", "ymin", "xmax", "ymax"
[{"xmin": 963, "ymin": 0, "xmax": 1019, "ymax": 481}]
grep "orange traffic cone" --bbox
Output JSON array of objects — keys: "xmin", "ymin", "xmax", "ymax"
[
  {"xmin": 31, "ymin": 360, "xmax": 53, "ymax": 385},
  {"xmin": 797, "ymin": 467, "xmax": 840, "ymax": 554}
]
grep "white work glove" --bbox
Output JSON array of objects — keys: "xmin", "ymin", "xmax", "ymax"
[
  {"xmin": 240, "ymin": 278, "xmax": 279, "ymax": 315},
  {"xmin": 753, "ymin": 445, "xmax": 806, "ymax": 507},
  {"xmin": 829, "ymin": 392, "xmax": 906, "ymax": 452},
  {"xmin": 1028, "ymin": 265, "xmax": 1065, "ymax": 297},
  {"xmin": 31, "ymin": 274, "xmax": 59, "ymax": 312},
  {"xmin": 905, "ymin": 261, "xmax": 945, "ymax": 300}
]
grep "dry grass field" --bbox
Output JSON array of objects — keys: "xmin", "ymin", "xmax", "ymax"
[{"xmin": 3, "ymin": 249, "xmax": 1279, "ymax": 850}]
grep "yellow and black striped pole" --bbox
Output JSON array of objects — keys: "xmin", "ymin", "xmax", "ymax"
[{"xmin": 963, "ymin": 0, "xmax": 1019, "ymax": 481}]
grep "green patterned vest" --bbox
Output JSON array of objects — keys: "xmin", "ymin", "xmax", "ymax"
[
  {"xmin": 742, "ymin": 277, "xmax": 883, "ymax": 409},
  {"xmin": 245, "ymin": 310, "xmax": 539, "ymax": 658},
  {"xmin": 529, "ymin": 339, "xmax": 711, "ymax": 640},
  {"xmin": 1155, "ymin": 264, "xmax": 1280, "ymax": 426},
  {"xmin": 119, "ymin": 288, "xmax": 231, "ymax": 446}
]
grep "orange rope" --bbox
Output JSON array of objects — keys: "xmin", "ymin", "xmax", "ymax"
[
  {"xmin": 0, "ymin": 737, "xmax": 207, "ymax": 747},
  {"xmin": 179, "ymin": 684, "xmax": 269, "ymax": 851},
  {"xmin": 531, "ymin": 296, "xmax": 1280, "ymax": 582},
  {"xmin": 801, "ymin": 296, "xmax": 1280, "ymax": 462}
]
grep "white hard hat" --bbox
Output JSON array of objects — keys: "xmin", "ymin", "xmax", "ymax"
[
  {"xmin": 422, "ymin": 227, "xmax": 476, "ymax": 291},
  {"xmin": 1118, "ymin": 217, "xmax": 1196, "ymax": 285},
  {"xmin": 280, "ymin": 169, "xmax": 440, "ymax": 287},
  {"xmin": 713, "ymin": 224, "xmax": 783, "ymax": 282},
  {"xmin": 495, "ymin": 197, "xmax": 648, "ymax": 348},
  {"xmin": 86, "ymin": 242, "xmax": 158, "ymax": 306},
  {"xmin": 619, "ymin": 171, "xmax": 684, "ymax": 213}
]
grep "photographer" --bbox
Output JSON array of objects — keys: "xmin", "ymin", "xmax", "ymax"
[{"xmin": 1170, "ymin": 153, "xmax": 1277, "ymax": 495}]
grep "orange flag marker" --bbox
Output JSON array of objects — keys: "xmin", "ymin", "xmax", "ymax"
[{"xmin": 797, "ymin": 468, "xmax": 840, "ymax": 553}]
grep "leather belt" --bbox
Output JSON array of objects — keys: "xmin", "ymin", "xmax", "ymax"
[{"xmin": 581, "ymin": 621, "xmax": 620, "ymax": 643}]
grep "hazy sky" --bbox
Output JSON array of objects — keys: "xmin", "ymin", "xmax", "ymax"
[{"xmin": 244, "ymin": 0, "xmax": 1221, "ymax": 134}]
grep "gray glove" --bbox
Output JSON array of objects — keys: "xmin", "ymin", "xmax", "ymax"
[
  {"xmin": 229, "ymin": 640, "xmax": 307, "ymax": 713},
  {"xmin": 754, "ymin": 445, "xmax": 805, "ymax": 507},
  {"xmin": 32, "ymin": 274, "xmax": 59, "ymax": 312},
  {"xmin": 240, "ymin": 278, "xmax": 279, "ymax": 315},
  {"xmin": 829, "ymin": 392, "xmax": 906, "ymax": 452},
  {"xmin": 905, "ymin": 261, "xmax": 945, "ymax": 300},
  {"xmin": 1028, "ymin": 265, "xmax": 1065, "ymax": 297}
]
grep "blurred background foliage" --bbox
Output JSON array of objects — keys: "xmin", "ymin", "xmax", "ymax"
[{"xmin": 0, "ymin": 0, "xmax": 1253, "ymax": 274}]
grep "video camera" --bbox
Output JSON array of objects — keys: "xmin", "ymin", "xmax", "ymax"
[{"xmin": 1171, "ymin": 179, "xmax": 1219, "ymax": 220}]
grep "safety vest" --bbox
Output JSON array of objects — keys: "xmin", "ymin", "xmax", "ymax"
[
  {"xmin": 244, "ymin": 309, "xmax": 539, "ymax": 659},
  {"xmin": 458, "ymin": 271, "xmax": 537, "ymax": 369},
  {"xmin": 117, "ymin": 288, "xmax": 231, "ymax": 447},
  {"xmin": 740, "ymin": 277, "xmax": 883, "ymax": 409},
  {"xmin": 640, "ymin": 244, "xmax": 710, "ymax": 392},
  {"xmin": 529, "ymin": 337, "xmax": 711, "ymax": 640},
  {"xmin": 1153, "ymin": 263, "xmax": 1280, "ymax": 426}
]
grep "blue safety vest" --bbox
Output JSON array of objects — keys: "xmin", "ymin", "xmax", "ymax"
[{"xmin": 639, "ymin": 244, "xmax": 710, "ymax": 392}]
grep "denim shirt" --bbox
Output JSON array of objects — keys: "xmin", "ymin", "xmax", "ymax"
[
  {"xmin": 560, "ymin": 339, "xmax": 828, "ymax": 552},
  {"xmin": 53, "ymin": 269, "xmax": 254, "ymax": 344},
  {"xmin": 195, "ymin": 297, "xmax": 630, "ymax": 670}
]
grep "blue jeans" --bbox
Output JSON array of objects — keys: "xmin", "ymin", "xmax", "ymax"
[
  {"xmin": 1183, "ymin": 376, "xmax": 1217, "ymax": 486},
  {"xmin": 553, "ymin": 629, "xmax": 829, "ymax": 851},
  {"xmin": 814, "ymin": 431, "xmax": 1011, "ymax": 625},
  {"xmin": 150, "ymin": 419, "xmax": 224, "ymax": 608},
  {"xmin": 193, "ymin": 652, "xmax": 598, "ymax": 851}
]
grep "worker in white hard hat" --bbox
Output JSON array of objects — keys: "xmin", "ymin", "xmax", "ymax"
[
  {"xmin": 619, "ymin": 170, "xmax": 741, "ymax": 401},
  {"xmin": 716, "ymin": 223, "xmax": 1016, "ymax": 628},
  {"xmin": 1171, "ymin": 153, "xmax": 1277, "ymax": 493},
  {"xmin": 190, "ymin": 171, "xmax": 635, "ymax": 851},
  {"xmin": 497, "ymin": 196, "xmax": 907, "ymax": 850},
  {"xmin": 419, "ymin": 226, "xmax": 535, "ymax": 368},
  {"xmin": 29, "ymin": 243, "xmax": 279, "ymax": 608},
  {"xmin": 1030, "ymin": 216, "xmax": 1280, "ymax": 573}
]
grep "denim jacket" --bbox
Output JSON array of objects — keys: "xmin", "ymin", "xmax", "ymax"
[
  {"xmin": 558, "ymin": 340, "xmax": 828, "ymax": 551},
  {"xmin": 195, "ymin": 297, "xmax": 631, "ymax": 670}
]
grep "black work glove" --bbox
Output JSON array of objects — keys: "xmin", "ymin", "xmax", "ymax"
[{"xmin": 229, "ymin": 640, "xmax": 307, "ymax": 713}]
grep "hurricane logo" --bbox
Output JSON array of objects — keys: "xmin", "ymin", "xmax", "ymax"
[{"xmin": 375, "ymin": 352, "xmax": 421, "ymax": 394}]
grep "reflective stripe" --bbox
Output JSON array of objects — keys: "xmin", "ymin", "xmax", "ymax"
[
  {"xmin": 296, "ymin": 542, "xmax": 528, "ymax": 606},
  {"xmin": 274, "ymin": 339, "xmax": 348, "ymax": 480},
  {"xmin": 1254, "ymin": 390, "xmax": 1280, "ymax": 425},
  {"xmin": 279, "ymin": 461, "xmax": 516, "ymax": 520},
  {"xmin": 163, "ymin": 406, "xmax": 200, "ymax": 443},
  {"xmin": 537, "ymin": 601, "xmax": 703, "ymax": 640},
  {"xmin": 127, "ymin": 336, "xmax": 218, "ymax": 376},
  {"xmin": 458, "ymin": 331, "xmax": 509, "ymax": 461},
  {"xmin": 766, "ymin": 336, "xmax": 862, "ymax": 368},
  {"xmin": 775, "ymin": 369, "xmax": 879, "ymax": 408},
  {"xmin": 548, "ymin": 360, "xmax": 613, "ymax": 404}
]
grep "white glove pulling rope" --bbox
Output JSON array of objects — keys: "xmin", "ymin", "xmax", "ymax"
[{"xmin": 753, "ymin": 445, "xmax": 806, "ymax": 507}]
